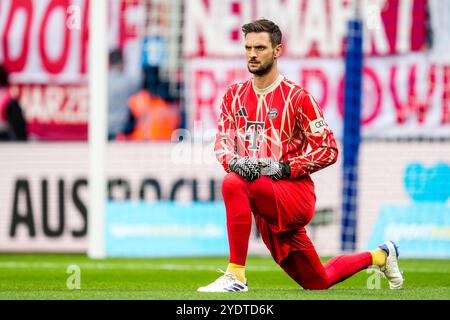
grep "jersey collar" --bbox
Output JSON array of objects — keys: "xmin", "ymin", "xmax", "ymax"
[{"xmin": 252, "ymin": 74, "xmax": 284, "ymax": 95}]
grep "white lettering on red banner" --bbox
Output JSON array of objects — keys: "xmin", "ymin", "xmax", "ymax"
[
  {"xmin": 0, "ymin": 0, "xmax": 144, "ymax": 140},
  {"xmin": 185, "ymin": 55, "xmax": 450, "ymax": 139},
  {"xmin": 183, "ymin": 0, "xmax": 428, "ymax": 58}
]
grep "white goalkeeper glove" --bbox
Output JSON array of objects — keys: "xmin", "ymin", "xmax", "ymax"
[
  {"xmin": 258, "ymin": 158, "xmax": 291, "ymax": 180},
  {"xmin": 229, "ymin": 156, "xmax": 261, "ymax": 181}
]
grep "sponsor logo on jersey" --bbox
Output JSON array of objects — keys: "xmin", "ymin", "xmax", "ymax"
[
  {"xmin": 267, "ymin": 107, "xmax": 279, "ymax": 120},
  {"xmin": 309, "ymin": 118, "xmax": 327, "ymax": 133},
  {"xmin": 235, "ymin": 107, "xmax": 248, "ymax": 117},
  {"xmin": 245, "ymin": 121, "xmax": 265, "ymax": 151}
]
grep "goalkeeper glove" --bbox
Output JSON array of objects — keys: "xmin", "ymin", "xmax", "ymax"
[
  {"xmin": 229, "ymin": 156, "xmax": 261, "ymax": 181},
  {"xmin": 258, "ymin": 158, "xmax": 291, "ymax": 180}
]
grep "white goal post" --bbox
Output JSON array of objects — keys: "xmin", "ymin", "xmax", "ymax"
[{"xmin": 88, "ymin": 0, "xmax": 108, "ymax": 259}]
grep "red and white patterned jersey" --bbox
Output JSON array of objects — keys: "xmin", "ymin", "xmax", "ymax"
[{"xmin": 214, "ymin": 74, "xmax": 338, "ymax": 179}]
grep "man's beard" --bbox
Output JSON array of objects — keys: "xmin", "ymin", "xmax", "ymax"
[{"xmin": 247, "ymin": 58, "xmax": 274, "ymax": 76}]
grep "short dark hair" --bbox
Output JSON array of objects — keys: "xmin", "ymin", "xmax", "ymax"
[{"xmin": 241, "ymin": 19, "xmax": 282, "ymax": 48}]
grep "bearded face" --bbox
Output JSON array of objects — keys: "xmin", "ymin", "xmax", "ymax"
[
  {"xmin": 247, "ymin": 56, "xmax": 275, "ymax": 76},
  {"xmin": 245, "ymin": 32, "xmax": 280, "ymax": 76}
]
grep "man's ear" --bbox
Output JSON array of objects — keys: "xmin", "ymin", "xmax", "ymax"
[{"xmin": 274, "ymin": 43, "xmax": 283, "ymax": 59}]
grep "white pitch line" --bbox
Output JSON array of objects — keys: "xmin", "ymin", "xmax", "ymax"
[
  {"xmin": 0, "ymin": 262, "xmax": 444, "ymax": 273},
  {"xmin": 0, "ymin": 261, "xmax": 279, "ymax": 272}
]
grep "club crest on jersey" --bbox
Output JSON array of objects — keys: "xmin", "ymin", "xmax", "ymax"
[
  {"xmin": 235, "ymin": 107, "xmax": 248, "ymax": 117},
  {"xmin": 267, "ymin": 107, "xmax": 279, "ymax": 120}
]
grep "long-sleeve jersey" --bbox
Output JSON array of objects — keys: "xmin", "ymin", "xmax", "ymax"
[{"xmin": 214, "ymin": 74, "xmax": 338, "ymax": 179}]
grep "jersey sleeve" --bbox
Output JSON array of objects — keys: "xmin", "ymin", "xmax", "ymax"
[
  {"xmin": 214, "ymin": 87, "xmax": 238, "ymax": 172},
  {"xmin": 288, "ymin": 91, "xmax": 339, "ymax": 179}
]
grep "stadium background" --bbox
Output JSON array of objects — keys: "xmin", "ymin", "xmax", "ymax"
[{"xmin": 0, "ymin": 0, "xmax": 449, "ymax": 262}]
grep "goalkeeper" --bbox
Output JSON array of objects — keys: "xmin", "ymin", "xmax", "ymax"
[{"xmin": 198, "ymin": 19, "xmax": 403, "ymax": 292}]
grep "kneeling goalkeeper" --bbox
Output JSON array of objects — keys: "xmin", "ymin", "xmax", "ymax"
[{"xmin": 198, "ymin": 19, "xmax": 403, "ymax": 292}]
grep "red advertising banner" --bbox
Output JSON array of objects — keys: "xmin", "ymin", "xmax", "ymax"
[
  {"xmin": 183, "ymin": 0, "xmax": 428, "ymax": 58},
  {"xmin": 185, "ymin": 55, "xmax": 450, "ymax": 139},
  {"xmin": 183, "ymin": 0, "xmax": 450, "ymax": 139},
  {"xmin": 0, "ymin": 0, "xmax": 143, "ymax": 140},
  {"xmin": 9, "ymin": 84, "xmax": 89, "ymax": 140}
]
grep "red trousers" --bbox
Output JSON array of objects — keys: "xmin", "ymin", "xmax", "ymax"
[{"xmin": 222, "ymin": 172, "xmax": 372, "ymax": 290}]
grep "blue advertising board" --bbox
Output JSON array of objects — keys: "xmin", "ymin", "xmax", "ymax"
[
  {"xmin": 106, "ymin": 201, "xmax": 229, "ymax": 257},
  {"xmin": 367, "ymin": 162, "xmax": 450, "ymax": 258}
]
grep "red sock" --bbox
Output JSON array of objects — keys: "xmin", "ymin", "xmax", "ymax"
[
  {"xmin": 323, "ymin": 252, "xmax": 373, "ymax": 287},
  {"xmin": 281, "ymin": 250, "xmax": 373, "ymax": 289},
  {"xmin": 222, "ymin": 173, "xmax": 252, "ymax": 266}
]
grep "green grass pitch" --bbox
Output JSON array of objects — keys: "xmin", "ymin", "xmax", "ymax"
[{"xmin": 0, "ymin": 254, "xmax": 449, "ymax": 300}]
